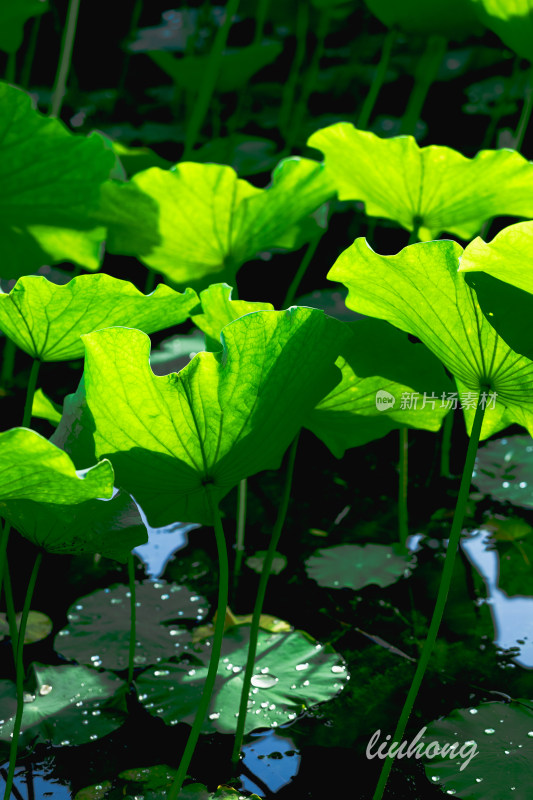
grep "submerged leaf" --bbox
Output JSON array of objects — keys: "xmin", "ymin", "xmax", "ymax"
[
  {"xmin": 308, "ymin": 123, "xmax": 533, "ymax": 239},
  {"xmin": 0, "ymin": 82, "xmax": 115, "ymax": 277},
  {"xmin": 55, "ymin": 581, "xmax": 207, "ymax": 670},
  {"xmin": 68, "ymin": 310, "xmax": 346, "ymax": 525},
  {"xmin": 0, "ymin": 663, "xmax": 127, "ymax": 750},
  {"xmin": 136, "ymin": 626, "xmax": 349, "ymax": 733},
  {"xmin": 0, "ymin": 274, "xmax": 198, "ymax": 361},
  {"xmin": 329, "ymin": 238, "xmax": 533, "ymax": 439},
  {"xmin": 305, "ymin": 544, "xmax": 415, "ymax": 590},
  {"xmin": 99, "ymin": 158, "xmax": 334, "ymax": 288}
]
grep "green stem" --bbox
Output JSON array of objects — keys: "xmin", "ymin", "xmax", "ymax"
[
  {"xmin": 440, "ymin": 410, "xmax": 453, "ymax": 478},
  {"xmin": 1, "ymin": 338, "xmax": 17, "ymax": 389},
  {"xmin": 20, "ymin": 15, "xmax": 42, "ymax": 88},
  {"xmin": 282, "ymin": 233, "xmax": 322, "ymax": 308},
  {"xmin": 22, "ymin": 359, "xmax": 41, "ymax": 429},
  {"xmin": 284, "ymin": 10, "xmax": 330, "ymax": 154},
  {"xmin": 0, "ymin": 522, "xmax": 10, "ymax": 640},
  {"xmin": 127, "ymin": 553, "xmax": 136, "ymax": 686},
  {"xmin": 278, "ymin": 0, "xmax": 309, "ymax": 137},
  {"xmin": 167, "ymin": 486, "xmax": 229, "ymax": 799},
  {"xmin": 253, "ymin": 0, "xmax": 270, "ymax": 44},
  {"xmin": 399, "ymin": 35, "xmax": 447, "ymax": 136},
  {"xmin": 49, "ymin": 0, "xmax": 81, "ymax": 117},
  {"xmin": 183, "ymin": 0, "xmax": 240, "ymax": 159},
  {"xmin": 112, "ymin": 0, "xmax": 144, "ymax": 111},
  {"xmin": 3, "ymin": 562, "xmax": 19, "ymax": 668},
  {"xmin": 3, "ymin": 551, "xmax": 43, "ymax": 800},
  {"xmin": 398, "ymin": 427, "xmax": 408, "ymax": 548},
  {"xmin": 232, "ymin": 478, "xmax": 247, "ymax": 603},
  {"xmin": 512, "ymin": 64, "xmax": 533, "ymax": 152},
  {"xmin": 232, "ymin": 434, "xmax": 299, "ymax": 763},
  {"xmin": 372, "ymin": 398, "xmax": 486, "ymax": 800},
  {"xmin": 358, "ymin": 28, "xmax": 396, "ymax": 130}
]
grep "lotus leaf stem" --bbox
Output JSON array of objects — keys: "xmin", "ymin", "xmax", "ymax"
[
  {"xmin": 440, "ymin": 410, "xmax": 453, "ymax": 478},
  {"xmin": 127, "ymin": 553, "xmax": 136, "ymax": 686},
  {"xmin": 278, "ymin": 0, "xmax": 309, "ymax": 138},
  {"xmin": 183, "ymin": 0, "xmax": 240, "ymax": 159},
  {"xmin": 232, "ymin": 478, "xmax": 248, "ymax": 603},
  {"xmin": 49, "ymin": 0, "xmax": 81, "ymax": 118},
  {"xmin": 400, "ymin": 35, "xmax": 447, "ymax": 136},
  {"xmin": 22, "ymin": 359, "xmax": 40, "ymax": 429},
  {"xmin": 0, "ymin": 338, "xmax": 16, "ymax": 389},
  {"xmin": 167, "ymin": 485, "xmax": 229, "ymax": 800},
  {"xmin": 358, "ymin": 28, "xmax": 397, "ymax": 130},
  {"xmin": 3, "ymin": 550, "xmax": 43, "ymax": 800},
  {"xmin": 398, "ymin": 427, "xmax": 408, "ymax": 547},
  {"xmin": 232, "ymin": 433, "xmax": 299, "ymax": 763},
  {"xmin": 372, "ymin": 396, "xmax": 486, "ymax": 800},
  {"xmin": 283, "ymin": 232, "xmax": 323, "ymax": 309}
]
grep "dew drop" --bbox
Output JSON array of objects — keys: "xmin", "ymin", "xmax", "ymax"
[
  {"xmin": 295, "ymin": 663, "xmax": 309, "ymax": 671},
  {"xmin": 484, "ymin": 728, "xmax": 495, "ymax": 734},
  {"xmin": 469, "ymin": 708, "xmax": 478, "ymax": 714},
  {"xmin": 209, "ymin": 712, "xmax": 220, "ymax": 720},
  {"xmin": 250, "ymin": 674, "xmax": 278, "ymax": 689},
  {"xmin": 153, "ymin": 669, "xmax": 170, "ymax": 677},
  {"xmin": 39, "ymin": 685, "xmax": 53, "ymax": 696}
]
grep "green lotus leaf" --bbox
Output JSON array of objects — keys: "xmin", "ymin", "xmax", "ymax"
[
  {"xmin": 495, "ymin": 534, "xmax": 533, "ymax": 597},
  {"xmin": 55, "ymin": 580, "xmax": 207, "ymax": 670},
  {"xmin": 363, "ymin": 0, "xmax": 481, "ymax": 36},
  {"xmin": 0, "ymin": 489, "xmax": 146, "ymax": 562},
  {"xmin": 304, "ymin": 318, "xmax": 454, "ymax": 457},
  {"xmin": 0, "ymin": 0, "xmax": 49, "ymax": 53},
  {"xmin": 191, "ymin": 283, "xmax": 273, "ymax": 351},
  {"xmin": 0, "ymin": 274, "xmax": 198, "ymax": 361},
  {"xmin": 32, "ymin": 388, "xmax": 62, "ymax": 425},
  {"xmin": 328, "ymin": 238, "xmax": 533, "ymax": 439},
  {"xmin": 0, "ymin": 662, "xmax": 127, "ymax": 750},
  {"xmin": 459, "ymin": 221, "xmax": 533, "ymax": 360},
  {"xmin": 422, "ymin": 699, "xmax": 533, "ymax": 797},
  {"xmin": 0, "ymin": 610, "xmax": 52, "ymax": 644},
  {"xmin": 307, "ymin": 123, "xmax": 533, "ymax": 240},
  {"xmin": 471, "ymin": 0, "xmax": 533, "ymax": 61},
  {"xmin": 0, "ymin": 428, "xmax": 113, "ymax": 505},
  {"xmin": 246, "ymin": 550, "xmax": 287, "ymax": 575},
  {"xmin": 135, "ymin": 626, "xmax": 349, "ymax": 733},
  {"xmin": 305, "ymin": 544, "xmax": 415, "ymax": 590},
  {"xmin": 99, "ymin": 158, "xmax": 335, "ymax": 289},
  {"xmin": 473, "ymin": 435, "xmax": 533, "ymax": 509},
  {"xmin": 0, "ymin": 82, "xmax": 116, "ymax": 277},
  {"xmin": 149, "ymin": 42, "xmax": 283, "ymax": 93},
  {"xmin": 71, "ymin": 309, "xmax": 346, "ymax": 525}
]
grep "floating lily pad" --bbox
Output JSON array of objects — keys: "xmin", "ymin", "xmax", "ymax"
[
  {"xmin": 55, "ymin": 581, "xmax": 208, "ymax": 670},
  {"xmin": 422, "ymin": 699, "xmax": 533, "ymax": 798},
  {"xmin": 246, "ymin": 550, "xmax": 287, "ymax": 575},
  {"xmin": 0, "ymin": 274, "xmax": 198, "ymax": 361},
  {"xmin": 0, "ymin": 610, "xmax": 52, "ymax": 644},
  {"xmin": 0, "ymin": 663, "xmax": 127, "ymax": 751},
  {"xmin": 473, "ymin": 435, "xmax": 533, "ymax": 509},
  {"xmin": 136, "ymin": 626, "xmax": 349, "ymax": 734},
  {"xmin": 0, "ymin": 83, "xmax": 115, "ymax": 277},
  {"xmin": 305, "ymin": 544, "xmax": 415, "ymax": 590}
]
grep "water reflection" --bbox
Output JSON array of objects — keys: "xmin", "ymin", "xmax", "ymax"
[
  {"xmin": 462, "ymin": 530, "xmax": 533, "ymax": 669},
  {"xmin": 133, "ymin": 504, "xmax": 200, "ymax": 579},
  {"xmin": 240, "ymin": 729, "xmax": 301, "ymax": 796}
]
